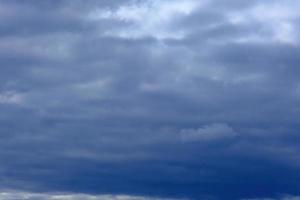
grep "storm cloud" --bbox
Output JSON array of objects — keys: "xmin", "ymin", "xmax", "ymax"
[{"xmin": 0, "ymin": 0, "xmax": 300, "ymax": 199}]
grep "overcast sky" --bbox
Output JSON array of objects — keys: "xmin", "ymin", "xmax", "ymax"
[{"xmin": 0, "ymin": 0, "xmax": 300, "ymax": 200}]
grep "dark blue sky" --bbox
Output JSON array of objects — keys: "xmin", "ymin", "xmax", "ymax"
[{"xmin": 0, "ymin": 0, "xmax": 300, "ymax": 199}]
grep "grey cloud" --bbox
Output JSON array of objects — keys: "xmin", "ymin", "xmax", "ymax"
[
  {"xmin": 180, "ymin": 123, "xmax": 237, "ymax": 142},
  {"xmin": 1, "ymin": 0, "xmax": 300, "ymax": 199}
]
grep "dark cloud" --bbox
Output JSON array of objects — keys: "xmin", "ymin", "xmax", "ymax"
[{"xmin": 0, "ymin": 0, "xmax": 300, "ymax": 200}]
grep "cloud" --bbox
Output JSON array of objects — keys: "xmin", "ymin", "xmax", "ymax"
[
  {"xmin": 226, "ymin": 0, "xmax": 300, "ymax": 44},
  {"xmin": 0, "ymin": 0, "xmax": 300, "ymax": 200},
  {"xmin": 88, "ymin": 0, "xmax": 203, "ymax": 39},
  {"xmin": 180, "ymin": 123, "xmax": 237, "ymax": 142},
  {"xmin": 243, "ymin": 195, "xmax": 300, "ymax": 200},
  {"xmin": 0, "ymin": 91, "xmax": 23, "ymax": 105},
  {"xmin": 0, "ymin": 191, "xmax": 186, "ymax": 200}
]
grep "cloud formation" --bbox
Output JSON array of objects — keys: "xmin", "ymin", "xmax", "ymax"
[{"xmin": 0, "ymin": 0, "xmax": 300, "ymax": 199}]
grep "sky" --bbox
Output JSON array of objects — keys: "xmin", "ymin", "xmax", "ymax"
[{"xmin": 0, "ymin": 0, "xmax": 300, "ymax": 199}]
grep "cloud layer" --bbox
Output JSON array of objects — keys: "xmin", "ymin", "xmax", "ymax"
[
  {"xmin": 1, "ymin": 0, "xmax": 300, "ymax": 199},
  {"xmin": 0, "ymin": 191, "xmax": 185, "ymax": 200}
]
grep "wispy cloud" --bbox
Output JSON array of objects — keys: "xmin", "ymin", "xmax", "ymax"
[{"xmin": 0, "ymin": 191, "xmax": 187, "ymax": 200}]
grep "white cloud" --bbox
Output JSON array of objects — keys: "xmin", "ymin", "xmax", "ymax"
[
  {"xmin": 88, "ymin": 0, "xmax": 204, "ymax": 39},
  {"xmin": 227, "ymin": 1, "xmax": 300, "ymax": 45},
  {"xmin": 0, "ymin": 191, "xmax": 187, "ymax": 200}
]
